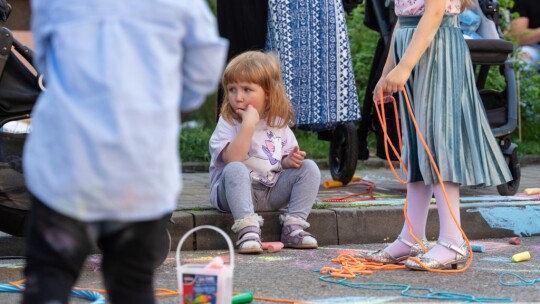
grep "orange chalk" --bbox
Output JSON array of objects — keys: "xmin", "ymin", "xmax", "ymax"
[
  {"xmin": 508, "ymin": 237, "xmax": 521, "ymax": 245},
  {"xmin": 262, "ymin": 242, "xmax": 284, "ymax": 253}
]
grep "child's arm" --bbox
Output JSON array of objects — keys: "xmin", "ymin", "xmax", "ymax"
[
  {"xmin": 374, "ymin": 22, "xmax": 399, "ymax": 98},
  {"xmin": 282, "ymin": 146, "xmax": 306, "ymax": 169},
  {"xmin": 221, "ymin": 105, "xmax": 259, "ymax": 163},
  {"xmin": 381, "ymin": 0, "xmax": 446, "ymax": 93}
]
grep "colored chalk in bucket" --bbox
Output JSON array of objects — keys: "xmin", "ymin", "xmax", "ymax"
[
  {"xmin": 471, "ymin": 244, "xmax": 485, "ymax": 253},
  {"xmin": 511, "ymin": 251, "xmax": 531, "ymax": 263}
]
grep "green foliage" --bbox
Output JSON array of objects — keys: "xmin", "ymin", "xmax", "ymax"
[
  {"xmin": 497, "ymin": 0, "xmax": 540, "ymax": 154},
  {"xmin": 180, "ymin": 127, "xmax": 212, "ymax": 162},
  {"xmin": 346, "ymin": 5, "xmax": 379, "ymax": 100},
  {"xmin": 516, "ymin": 69, "xmax": 540, "ymax": 145},
  {"xmin": 206, "ymin": 0, "xmax": 217, "ymax": 14},
  {"xmin": 294, "ymin": 129, "xmax": 330, "ymax": 159}
]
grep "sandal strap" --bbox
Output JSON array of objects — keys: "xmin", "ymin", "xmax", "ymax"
[
  {"xmin": 396, "ymin": 235, "xmax": 415, "ymax": 248},
  {"xmin": 437, "ymin": 240, "xmax": 466, "ymax": 256},
  {"xmin": 282, "ymin": 224, "xmax": 313, "ymax": 237},
  {"xmin": 236, "ymin": 226, "xmax": 261, "ymax": 247},
  {"xmin": 281, "ymin": 224, "xmax": 316, "ymax": 248},
  {"xmin": 236, "ymin": 235, "xmax": 262, "ymax": 247}
]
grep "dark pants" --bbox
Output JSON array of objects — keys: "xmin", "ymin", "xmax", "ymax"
[{"xmin": 22, "ymin": 195, "xmax": 170, "ymax": 304}]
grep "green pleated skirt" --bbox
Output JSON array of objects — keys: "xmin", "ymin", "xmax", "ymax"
[{"xmin": 395, "ymin": 15, "xmax": 512, "ymax": 186}]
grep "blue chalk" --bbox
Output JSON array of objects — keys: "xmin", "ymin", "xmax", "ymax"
[{"xmin": 471, "ymin": 244, "xmax": 485, "ymax": 252}]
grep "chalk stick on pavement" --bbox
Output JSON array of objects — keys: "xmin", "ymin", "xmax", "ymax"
[
  {"xmin": 524, "ymin": 188, "xmax": 540, "ymax": 195},
  {"xmin": 508, "ymin": 237, "xmax": 521, "ymax": 245},
  {"xmin": 262, "ymin": 242, "xmax": 284, "ymax": 253},
  {"xmin": 471, "ymin": 244, "xmax": 485, "ymax": 253},
  {"xmin": 511, "ymin": 251, "xmax": 531, "ymax": 263}
]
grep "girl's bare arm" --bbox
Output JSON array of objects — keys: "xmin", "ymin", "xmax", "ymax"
[{"xmin": 382, "ymin": 0, "xmax": 446, "ymax": 93}]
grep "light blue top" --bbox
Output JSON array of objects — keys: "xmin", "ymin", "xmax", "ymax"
[{"xmin": 24, "ymin": 0, "xmax": 228, "ymax": 221}]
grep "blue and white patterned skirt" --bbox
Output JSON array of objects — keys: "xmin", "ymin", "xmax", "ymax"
[{"xmin": 265, "ymin": 0, "xmax": 361, "ymax": 131}]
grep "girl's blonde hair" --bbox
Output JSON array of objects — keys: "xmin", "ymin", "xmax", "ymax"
[{"xmin": 220, "ymin": 51, "xmax": 295, "ymax": 128}]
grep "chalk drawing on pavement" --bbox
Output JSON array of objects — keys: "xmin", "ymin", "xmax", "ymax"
[{"xmin": 468, "ymin": 205, "xmax": 540, "ymax": 236}]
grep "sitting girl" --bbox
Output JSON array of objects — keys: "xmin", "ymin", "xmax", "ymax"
[{"xmin": 209, "ymin": 51, "xmax": 320, "ymax": 254}]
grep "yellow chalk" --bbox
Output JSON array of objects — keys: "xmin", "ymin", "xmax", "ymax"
[
  {"xmin": 511, "ymin": 251, "xmax": 531, "ymax": 263},
  {"xmin": 323, "ymin": 176, "xmax": 362, "ymax": 188},
  {"xmin": 323, "ymin": 180, "xmax": 344, "ymax": 188},
  {"xmin": 524, "ymin": 188, "xmax": 540, "ymax": 195}
]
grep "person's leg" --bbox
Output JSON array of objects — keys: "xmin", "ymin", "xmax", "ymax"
[
  {"xmin": 422, "ymin": 181, "xmax": 465, "ymax": 263},
  {"xmin": 98, "ymin": 215, "xmax": 169, "ymax": 304},
  {"xmin": 23, "ymin": 195, "xmax": 92, "ymax": 304},
  {"xmin": 363, "ymin": 181, "xmax": 432, "ymax": 262},
  {"xmin": 384, "ymin": 181, "xmax": 433, "ymax": 257},
  {"xmin": 266, "ymin": 159, "xmax": 320, "ymax": 248},
  {"xmin": 217, "ymin": 162, "xmax": 263, "ymax": 253},
  {"xmin": 217, "ymin": 162, "xmax": 257, "ymax": 219}
]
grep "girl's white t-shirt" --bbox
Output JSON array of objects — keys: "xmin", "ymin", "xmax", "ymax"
[{"xmin": 208, "ymin": 117, "xmax": 298, "ymax": 208}]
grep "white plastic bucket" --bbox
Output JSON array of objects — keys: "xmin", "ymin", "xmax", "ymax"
[{"xmin": 175, "ymin": 225, "xmax": 234, "ymax": 304}]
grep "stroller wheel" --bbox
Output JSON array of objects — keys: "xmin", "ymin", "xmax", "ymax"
[
  {"xmin": 329, "ymin": 122, "xmax": 359, "ymax": 184},
  {"xmin": 154, "ymin": 228, "xmax": 172, "ymax": 269},
  {"xmin": 497, "ymin": 145, "xmax": 521, "ymax": 196}
]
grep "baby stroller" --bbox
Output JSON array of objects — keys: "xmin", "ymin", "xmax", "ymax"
[
  {"xmin": 0, "ymin": 1, "xmax": 40, "ymax": 237},
  {"xmin": 357, "ymin": 0, "xmax": 520, "ymax": 196}
]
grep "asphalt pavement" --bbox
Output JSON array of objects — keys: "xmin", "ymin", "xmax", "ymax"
[{"xmin": 1, "ymin": 236, "xmax": 540, "ymax": 303}]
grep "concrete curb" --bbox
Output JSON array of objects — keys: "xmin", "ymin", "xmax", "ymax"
[
  {"xmin": 169, "ymin": 201, "xmax": 537, "ymax": 251},
  {"xmin": 1, "ymin": 201, "xmax": 537, "ymax": 256}
]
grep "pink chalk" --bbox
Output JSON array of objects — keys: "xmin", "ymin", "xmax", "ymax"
[
  {"xmin": 262, "ymin": 242, "xmax": 284, "ymax": 253},
  {"xmin": 508, "ymin": 237, "xmax": 521, "ymax": 245}
]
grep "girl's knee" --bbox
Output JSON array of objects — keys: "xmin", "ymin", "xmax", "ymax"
[
  {"xmin": 223, "ymin": 161, "xmax": 249, "ymax": 177},
  {"xmin": 301, "ymin": 159, "xmax": 321, "ymax": 178}
]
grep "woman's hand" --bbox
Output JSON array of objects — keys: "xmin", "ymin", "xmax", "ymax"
[{"xmin": 282, "ymin": 146, "xmax": 306, "ymax": 169}]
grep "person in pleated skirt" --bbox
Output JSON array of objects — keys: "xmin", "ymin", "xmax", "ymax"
[{"xmin": 362, "ymin": 0, "xmax": 512, "ymax": 270}]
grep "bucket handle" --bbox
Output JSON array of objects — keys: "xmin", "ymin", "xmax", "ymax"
[{"xmin": 175, "ymin": 225, "xmax": 235, "ymax": 270}]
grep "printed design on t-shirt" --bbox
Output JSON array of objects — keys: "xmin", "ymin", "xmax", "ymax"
[
  {"xmin": 243, "ymin": 129, "xmax": 286, "ymax": 186},
  {"xmin": 262, "ymin": 130, "xmax": 284, "ymax": 165}
]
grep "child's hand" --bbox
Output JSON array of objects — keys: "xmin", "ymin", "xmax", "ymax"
[
  {"xmin": 237, "ymin": 104, "xmax": 260, "ymax": 127},
  {"xmin": 373, "ymin": 78, "xmax": 394, "ymax": 104},
  {"xmin": 282, "ymin": 146, "xmax": 306, "ymax": 169},
  {"xmin": 381, "ymin": 64, "xmax": 411, "ymax": 94}
]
